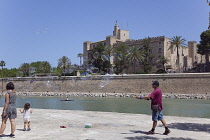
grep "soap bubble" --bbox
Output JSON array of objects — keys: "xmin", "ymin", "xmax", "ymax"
[
  {"xmin": 30, "ymin": 79, "xmax": 35, "ymax": 84},
  {"xmin": 93, "ymin": 52, "xmax": 99, "ymax": 59},
  {"xmin": 113, "ymin": 68, "xmax": 118, "ymax": 73},
  {"xmin": 91, "ymin": 67, "xmax": 99, "ymax": 73},
  {"xmin": 70, "ymin": 77, "xmax": 76, "ymax": 86},
  {"xmin": 46, "ymin": 80, "xmax": 52, "ymax": 87},
  {"xmin": 117, "ymin": 53, "xmax": 123, "ymax": 61},
  {"xmin": 99, "ymin": 77, "xmax": 110, "ymax": 88},
  {"xmin": 45, "ymin": 75, "xmax": 54, "ymax": 88},
  {"xmin": 91, "ymin": 59, "xmax": 95, "ymax": 63},
  {"xmin": 63, "ymin": 68, "xmax": 73, "ymax": 74},
  {"xmin": 80, "ymin": 76, "xmax": 87, "ymax": 80},
  {"xmin": 101, "ymin": 55, "xmax": 110, "ymax": 61},
  {"xmin": 54, "ymin": 84, "xmax": 61, "ymax": 92},
  {"xmin": 69, "ymin": 69, "xmax": 73, "ymax": 73},
  {"xmin": 35, "ymin": 26, "xmax": 48, "ymax": 35},
  {"xmin": 100, "ymin": 82, "xmax": 106, "ymax": 88}
]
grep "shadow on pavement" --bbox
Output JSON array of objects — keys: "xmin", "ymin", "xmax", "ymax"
[
  {"xmin": 166, "ymin": 123, "xmax": 210, "ymax": 133},
  {"xmin": 121, "ymin": 130, "xmax": 162, "ymax": 135},
  {"xmin": 125, "ymin": 136, "xmax": 195, "ymax": 140}
]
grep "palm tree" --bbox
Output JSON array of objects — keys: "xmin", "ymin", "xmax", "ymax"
[
  {"xmin": 157, "ymin": 56, "xmax": 169, "ymax": 70},
  {"xmin": 19, "ymin": 63, "xmax": 30, "ymax": 77},
  {"xmin": 58, "ymin": 56, "xmax": 71, "ymax": 75},
  {"xmin": 0, "ymin": 61, "xmax": 6, "ymax": 78},
  {"xmin": 169, "ymin": 36, "xmax": 186, "ymax": 73},
  {"xmin": 77, "ymin": 53, "xmax": 83, "ymax": 66},
  {"xmin": 126, "ymin": 46, "xmax": 144, "ymax": 73},
  {"xmin": 41, "ymin": 61, "xmax": 51, "ymax": 73},
  {"xmin": 142, "ymin": 37, "xmax": 153, "ymax": 73}
]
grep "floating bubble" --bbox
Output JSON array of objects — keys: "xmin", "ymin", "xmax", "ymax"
[
  {"xmin": 46, "ymin": 80, "xmax": 52, "ymax": 87},
  {"xmin": 113, "ymin": 68, "xmax": 118, "ymax": 73},
  {"xmin": 80, "ymin": 76, "xmax": 87, "ymax": 80},
  {"xmin": 100, "ymin": 83, "xmax": 106, "ymax": 88},
  {"xmin": 91, "ymin": 59, "xmax": 95, "ymax": 63},
  {"xmin": 117, "ymin": 53, "xmax": 123, "ymax": 61},
  {"xmin": 35, "ymin": 26, "xmax": 48, "ymax": 35},
  {"xmin": 69, "ymin": 69, "xmax": 73, "ymax": 73},
  {"xmin": 91, "ymin": 67, "xmax": 99, "ymax": 73},
  {"xmin": 7, "ymin": 78, "xmax": 13, "ymax": 82},
  {"xmin": 101, "ymin": 55, "xmax": 110, "ymax": 61},
  {"xmin": 70, "ymin": 77, "xmax": 76, "ymax": 86},
  {"xmin": 93, "ymin": 52, "xmax": 99, "ymax": 59},
  {"xmin": 30, "ymin": 79, "xmax": 35, "ymax": 84},
  {"xmin": 54, "ymin": 84, "xmax": 61, "ymax": 92},
  {"xmin": 99, "ymin": 77, "xmax": 110, "ymax": 88}
]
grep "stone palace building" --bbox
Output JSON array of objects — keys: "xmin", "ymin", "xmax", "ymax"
[{"xmin": 83, "ymin": 22, "xmax": 204, "ymax": 73}]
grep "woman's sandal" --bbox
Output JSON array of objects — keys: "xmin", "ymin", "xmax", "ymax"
[{"xmin": 9, "ymin": 134, "xmax": 15, "ymax": 137}]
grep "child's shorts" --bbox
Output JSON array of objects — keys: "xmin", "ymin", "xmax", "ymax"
[{"xmin": 23, "ymin": 118, "xmax": 30, "ymax": 123}]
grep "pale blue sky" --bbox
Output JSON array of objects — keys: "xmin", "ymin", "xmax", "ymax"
[{"xmin": 0, "ymin": 0, "xmax": 209, "ymax": 68}]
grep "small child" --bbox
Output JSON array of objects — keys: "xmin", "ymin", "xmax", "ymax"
[{"xmin": 19, "ymin": 103, "xmax": 33, "ymax": 131}]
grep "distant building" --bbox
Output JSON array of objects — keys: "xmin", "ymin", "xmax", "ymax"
[{"xmin": 83, "ymin": 22, "xmax": 205, "ymax": 73}]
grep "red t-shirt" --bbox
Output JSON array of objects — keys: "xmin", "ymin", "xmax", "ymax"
[{"xmin": 149, "ymin": 88, "xmax": 163, "ymax": 110}]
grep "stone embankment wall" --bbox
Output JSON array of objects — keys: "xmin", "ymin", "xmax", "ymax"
[{"xmin": 0, "ymin": 73, "xmax": 210, "ymax": 94}]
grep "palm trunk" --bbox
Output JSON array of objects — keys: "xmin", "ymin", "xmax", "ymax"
[
  {"xmin": 205, "ymin": 53, "xmax": 209, "ymax": 63},
  {"xmin": 134, "ymin": 60, "xmax": 136, "ymax": 73},
  {"xmin": 162, "ymin": 63, "xmax": 165, "ymax": 71},
  {"xmin": 80, "ymin": 57, "xmax": 82, "ymax": 66},
  {"xmin": 177, "ymin": 46, "xmax": 180, "ymax": 73}
]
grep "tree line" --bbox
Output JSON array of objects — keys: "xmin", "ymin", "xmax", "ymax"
[{"xmin": 0, "ymin": 56, "xmax": 78, "ymax": 78}]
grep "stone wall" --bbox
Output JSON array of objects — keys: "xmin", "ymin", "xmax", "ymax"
[{"xmin": 0, "ymin": 73, "xmax": 210, "ymax": 94}]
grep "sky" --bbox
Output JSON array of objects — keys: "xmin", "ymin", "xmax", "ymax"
[{"xmin": 0, "ymin": 0, "xmax": 209, "ymax": 69}]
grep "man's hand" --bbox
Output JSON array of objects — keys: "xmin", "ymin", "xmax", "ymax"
[{"xmin": 136, "ymin": 96, "xmax": 143, "ymax": 99}]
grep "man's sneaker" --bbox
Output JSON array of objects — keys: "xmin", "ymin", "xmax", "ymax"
[
  {"xmin": 146, "ymin": 131, "xmax": 155, "ymax": 135},
  {"xmin": 163, "ymin": 129, "xmax": 171, "ymax": 135},
  {"xmin": 23, "ymin": 128, "xmax": 26, "ymax": 131},
  {"xmin": 27, "ymin": 128, "xmax": 31, "ymax": 131}
]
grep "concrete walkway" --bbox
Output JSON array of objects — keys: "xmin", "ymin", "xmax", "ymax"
[{"xmin": 0, "ymin": 108, "xmax": 209, "ymax": 140}]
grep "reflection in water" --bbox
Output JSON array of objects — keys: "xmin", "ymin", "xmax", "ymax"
[{"xmin": 0, "ymin": 96, "xmax": 209, "ymax": 118}]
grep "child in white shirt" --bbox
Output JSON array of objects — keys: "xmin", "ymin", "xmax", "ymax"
[{"xmin": 19, "ymin": 103, "xmax": 33, "ymax": 131}]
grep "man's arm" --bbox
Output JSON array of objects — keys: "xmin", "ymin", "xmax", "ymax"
[{"xmin": 136, "ymin": 95, "xmax": 151, "ymax": 100}]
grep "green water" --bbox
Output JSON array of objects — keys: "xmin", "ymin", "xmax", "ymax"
[{"xmin": 0, "ymin": 96, "xmax": 210, "ymax": 118}]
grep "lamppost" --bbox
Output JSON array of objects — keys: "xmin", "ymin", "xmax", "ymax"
[
  {"xmin": 207, "ymin": 0, "xmax": 210, "ymax": 5},
  {"xmin": 207, "ymin": 0, "xmax": 210, "ymax": 29},
  {"xmin": 0, "ymin": 61, "xmax": 6, "ymax": 94}
]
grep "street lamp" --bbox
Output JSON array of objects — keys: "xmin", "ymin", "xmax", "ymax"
[
  {"xmin": 207, "ymin": 0, "xmax": 210, "ymax": 29},
  {"xmin": 207, "ymin": 0, "xmax": 210, "ymax": 5},
  {"xmin": 0, "ymin": 61, "xmax": 6, "ymax": 94}
]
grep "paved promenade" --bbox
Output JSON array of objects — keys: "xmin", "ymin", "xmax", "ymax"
[{"xmin": 0, "ymin": 108, "xmax": 209, "ymax": 140}]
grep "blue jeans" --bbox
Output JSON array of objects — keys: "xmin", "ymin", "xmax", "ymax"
[{"xmin": 152, "ymin": 110, "xmax": 163, "ymax": 121}]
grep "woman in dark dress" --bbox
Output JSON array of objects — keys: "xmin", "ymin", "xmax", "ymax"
[{"xmin": 0, "ymin": 82, "xmax": 17, "ymax": 137}]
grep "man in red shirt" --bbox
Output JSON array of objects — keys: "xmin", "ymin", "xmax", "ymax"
[{"xmin": 136, "ymin": 81, "xmax": 170, "ymax": 135}]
